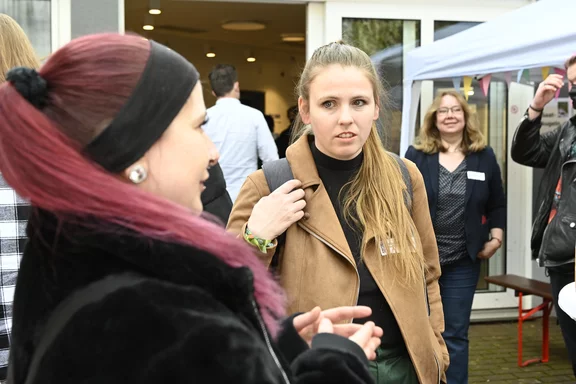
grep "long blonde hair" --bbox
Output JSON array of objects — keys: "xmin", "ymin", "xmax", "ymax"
[
  {"xmin": 0, "ymin": 14, "xmax": 40, "ymax": 84},
  {"xmin": 293, "ymin": 42, "xmax": 423, "ymax": 285},
  {"xmin": 415, "ymin": 89, "xmax": 486, "ymax": 154}
]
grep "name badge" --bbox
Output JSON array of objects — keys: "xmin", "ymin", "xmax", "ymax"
[
  {"xmin": 379, "ymin": 236, "xmax": 417, "ymax": 256},
  {"xmin": 467, "ymin": 171, "xmax": 485, "ymax": 181},
  {"xmin": 380, "ymin": 239, "xmax": 398, "ymax": 256}
]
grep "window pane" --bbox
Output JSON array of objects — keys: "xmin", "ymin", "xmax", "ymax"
[
  {"xmin": 0, "ymin": 0, "xmax": 52, "ymax": 60},
  {"xmin": 342, "ymin": 18, "xmax": 421, "ymax": 154},
  {"xmin": 434, "ymin": 21, "xmax": 481, "ymax": 41}
]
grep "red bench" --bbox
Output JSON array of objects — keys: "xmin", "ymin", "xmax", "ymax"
[{"xmin": 484, "ymin": 274, "xmax": 553, "ymax": 367}]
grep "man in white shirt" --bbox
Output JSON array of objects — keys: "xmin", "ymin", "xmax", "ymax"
[{"xmin": 203, "ymin": 64, "xmax": 279, "ymax": 202}]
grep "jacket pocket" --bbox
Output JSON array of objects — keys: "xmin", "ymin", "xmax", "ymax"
[{"xmin": 541, "ymin": 214, "xmax": 576, "ymax": 262}]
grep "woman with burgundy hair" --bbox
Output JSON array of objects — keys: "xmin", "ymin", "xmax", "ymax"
[{"xmin": 0, "ymin": 33, "xmax": 381, "ymax": 384}]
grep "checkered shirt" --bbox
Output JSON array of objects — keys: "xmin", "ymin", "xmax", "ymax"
[{"xmin": 0, "ymin": 175, "xmax": 28, "ymax": 380}]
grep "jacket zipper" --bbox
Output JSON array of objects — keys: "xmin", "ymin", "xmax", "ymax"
[
  {"xmin": 423, "ymin": 268, "xmax": 440, "ymax": 382},
  {"xmin": 423, "ymin": 266, "xmax": 430, "ymax": 316},
  {"xmin": 251, "ymin": 299, "xmax": 291, "ymax": 384},
  {"xmin": 433, "ymin": 352, "xmax": 441, "ymax": 384},
  {"xmin": 298, "ymin": 223, "xmax": 360, "ymax": 306}
]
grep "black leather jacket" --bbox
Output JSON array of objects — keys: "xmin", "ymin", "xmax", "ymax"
[{"xmin": 511, "ymin": 110, "xmax": 576, "ymax": 267}]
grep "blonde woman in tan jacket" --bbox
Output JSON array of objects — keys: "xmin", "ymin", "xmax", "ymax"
[{"xmin": 228, "ymin": 42, "xmax": 448, "ymax": 384}]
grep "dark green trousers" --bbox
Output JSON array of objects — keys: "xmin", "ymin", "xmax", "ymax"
[{"xmin": 368, "ymin": 344, "xmax": 419, "ymax": 384}]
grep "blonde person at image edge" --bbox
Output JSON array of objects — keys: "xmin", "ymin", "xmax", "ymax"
[{"xmin": 0, "ymin": 13, "xmax": 40, "ymax": 384}]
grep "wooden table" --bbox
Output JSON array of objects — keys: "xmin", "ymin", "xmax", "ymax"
[{"xmin": 484, "ymin": 274, "xmax": 553, "ymax": 367}]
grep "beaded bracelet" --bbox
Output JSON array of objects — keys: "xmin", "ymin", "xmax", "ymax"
[{"xmin": 244, "ymin": 226, "xmax": 274, "ymax": 253}]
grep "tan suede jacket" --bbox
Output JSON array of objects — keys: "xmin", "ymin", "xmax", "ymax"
[{"xmin": 228, "ymin": 136, "xmax": 449, "ymax": 383}]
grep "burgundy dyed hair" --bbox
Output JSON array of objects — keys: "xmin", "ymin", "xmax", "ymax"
[{"xmin": 0, "ymin": 33, "xmax": 285, "ymax": 334}]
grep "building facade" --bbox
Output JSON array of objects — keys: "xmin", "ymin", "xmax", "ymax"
[{"xmin": 2, "ymin": 0, "xmax": 539, "ymax": 319}]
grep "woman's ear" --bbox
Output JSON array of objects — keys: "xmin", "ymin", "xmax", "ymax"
[{"xmin": 298, "ymin": 96, "xmax": 311, "ymax": 124}]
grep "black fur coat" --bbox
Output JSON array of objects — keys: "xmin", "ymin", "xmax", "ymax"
[{"xmin": 8, "ymin": 209, "xmax": 373, "ymax": 384}]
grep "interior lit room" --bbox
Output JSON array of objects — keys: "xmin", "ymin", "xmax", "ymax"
[{"xmin": 124, "ymin": 0, "xmax": 306, "ymax": 135}]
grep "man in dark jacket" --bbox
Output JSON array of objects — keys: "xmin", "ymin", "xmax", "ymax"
[
  {"xmin": 275, "ymin": 106, "xmax": 298, "ymax": 159},
  {"xmin": 201, "ymin": 163, "xmax": 233, "ymax": 225},
  {"xmin": 511, "ymin": 55, "xmax": 576, "ymax": 376}
]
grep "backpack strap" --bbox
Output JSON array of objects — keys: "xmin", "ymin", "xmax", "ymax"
[
  {"xmin": 261, "ymin": 159, "xmax": 294, "ymax": 270},
  {"xmin": 387, "ymin": 152, "xmax": 413, "ymax": 213},
  {"xmin": 8, "ymin": 273, "xmax": 147, "ymax": 384},
  {"xmin": 262, "ymin": 158, "xmax": 294, "ymax": 193},
  {"xmin": 262, "ymin": 156, "xmax": 412, "ymax": 207}
]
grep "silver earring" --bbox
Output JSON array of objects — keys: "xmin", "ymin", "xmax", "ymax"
[{"xmin": 129, "ymin": 165, "xmax": 147, "ymax": 184}]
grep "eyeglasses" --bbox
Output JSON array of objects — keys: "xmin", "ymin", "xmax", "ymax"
[{"xmin": 437, "ymin": 106, "xmax": 463, "ymax": 115}]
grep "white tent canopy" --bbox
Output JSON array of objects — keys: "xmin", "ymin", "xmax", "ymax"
[{"xmin": 400, "ymin": 0, "xmax": 576, "ymax": 155}]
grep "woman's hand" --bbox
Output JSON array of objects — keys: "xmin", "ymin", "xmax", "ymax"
[
  {"xmin": 293, "ymin": 306, "xmax": 383, "ymax": 358},
  {"xmin": 318, "ymin": 317, "xmax": 382, "ymax": 361},
  {"xmin": 477, "ymin": 238, "xmax": 500, "ymax": 260},
  {"xmin": 247, "ymin": 179, "xmax": 306, "ymax": 240}
]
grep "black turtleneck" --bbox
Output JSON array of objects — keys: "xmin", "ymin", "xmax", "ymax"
[{"xmin": 311, "ymin": 141, "xmax": 403, "ymax": 347}]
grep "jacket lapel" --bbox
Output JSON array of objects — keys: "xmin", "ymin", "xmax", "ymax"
[
  {"xmin": 465, "ymin": 152, "xmax": 479, "ymax": 206},
  {"xmin": 286, "ymin": 136, "xmax": 355, "ymax": 265}
]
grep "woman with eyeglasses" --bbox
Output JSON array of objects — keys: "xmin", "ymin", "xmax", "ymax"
[{"xmin": 404, "ymin": 90, "xmax": 506, "ymax": 384}]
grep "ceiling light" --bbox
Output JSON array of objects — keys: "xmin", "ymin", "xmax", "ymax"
[
  {"xmin": 204, "ymin": 44, "xmax": 216, "ymax": 58},
  {"xmin": 143, "ymin": 13, "xmax": 155, "ymax": 31},
  {"xmin": 281, "ymin": 34, "xmax": 305, "ymax": 42},
  {"xmin": 148, "ymin": 0, "xmax": 161, "ymax": 15},
  {"xmin": 245, "ymin": 49, "xmax": 256, "ymax": 62},
  {"xmin": 222, "ymin": 21, "xmax": 266, "ymax": 31},
  {"xmin": 467, "ymin": 90, "xmax": 474, "ymax": 96}
]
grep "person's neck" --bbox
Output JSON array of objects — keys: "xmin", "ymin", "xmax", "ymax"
[
  {"xmin": 441, "ymin": 135, "xmax": 463, "ymax": 153},
  {"xmin": 217, "ymin": 95, "xmax": 239, "ymax": 101},
  {"xmin": 219, "ymin": 89, "xmax": 239, "ymax": 100},
  {"xmin": 310, "ymin": 140, "xmax": 363, "ymax": 171}
]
